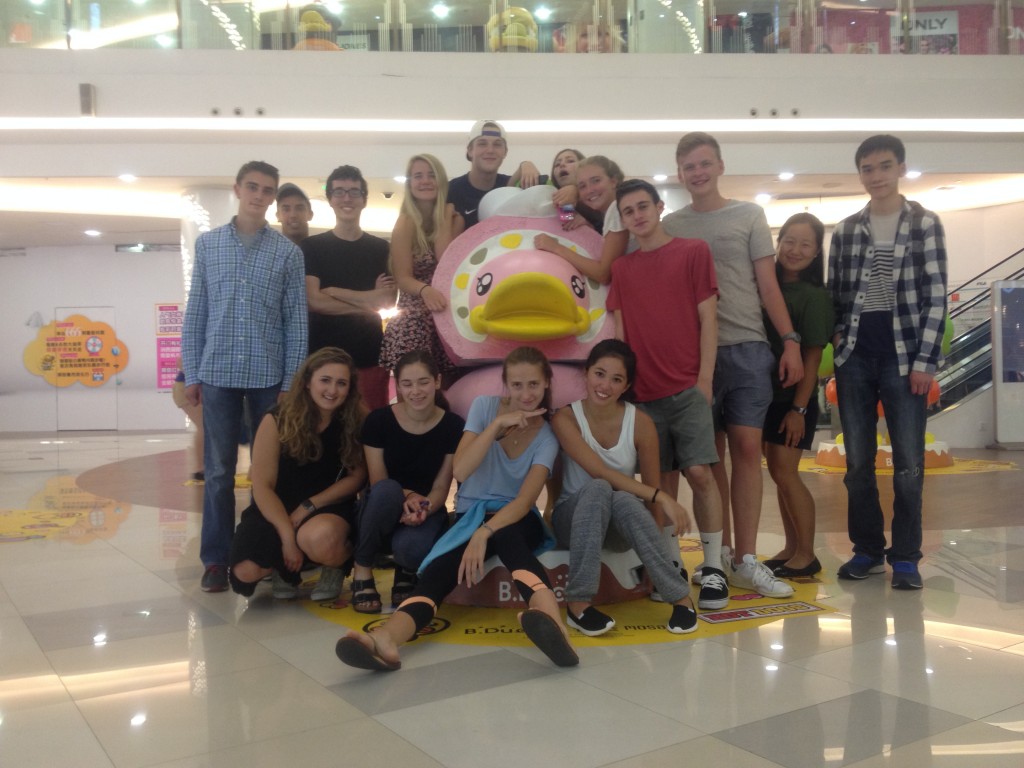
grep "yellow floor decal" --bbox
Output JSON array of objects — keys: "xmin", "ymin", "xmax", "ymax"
[
  {"xmin": 304, "ymin": 542, "xmax": 831, "ymax": 647},
  {"xmin": 798, "ymin": 456, "xmax": 1018, "ymax": 476}
]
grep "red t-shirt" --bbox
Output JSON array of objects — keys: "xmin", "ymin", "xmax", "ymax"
[{"xmin": 607, "ymin": 238, "xmax": 719, "ymax": 402}]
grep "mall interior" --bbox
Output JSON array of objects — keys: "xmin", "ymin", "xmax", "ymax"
[{"xmin": 2, "ymin": 1, "xmax": 1024, "ymax": 766}]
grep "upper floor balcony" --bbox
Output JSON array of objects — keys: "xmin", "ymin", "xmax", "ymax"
[{"xmin": 4, "ymin": 0, "xmax": 1023, "ymax": 55}]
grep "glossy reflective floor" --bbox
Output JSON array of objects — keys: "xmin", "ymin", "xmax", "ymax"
[{"xmin": 2, "ymin": 432, "xmax": 1023, "ymax": 768}]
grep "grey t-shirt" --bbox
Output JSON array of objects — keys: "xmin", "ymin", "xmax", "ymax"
[{"xmin": 662, "ymin": 200, "xmax": 775, "ymax": 346}]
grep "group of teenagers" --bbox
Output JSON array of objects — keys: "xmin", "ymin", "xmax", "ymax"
[{"xmin": 190, "ymin": 123, "xmax": 947, "ymax": 672}]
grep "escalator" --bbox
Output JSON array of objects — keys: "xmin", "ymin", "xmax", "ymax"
[{"xmin": 933, "ymin": 245, "xmax": 1024, "ymax": 412}]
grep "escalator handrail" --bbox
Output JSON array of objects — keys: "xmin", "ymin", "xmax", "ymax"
[{"xmin": 947, "ymin": 245, "xmax": 1024, "ymax": 298}]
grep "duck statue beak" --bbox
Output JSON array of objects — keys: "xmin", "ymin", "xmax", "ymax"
[{"xmin": 469, "ymin": 272, "xmax": 591, "ymax": 341}]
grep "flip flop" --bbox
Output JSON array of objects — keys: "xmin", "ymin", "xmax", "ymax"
[
  {"xmin": 519, "ymin": 610, "xmax": 579, "ymax": 668},
  {"xmin": 335, "ymin": 635, "xmax": 401, "ymax": 672}
]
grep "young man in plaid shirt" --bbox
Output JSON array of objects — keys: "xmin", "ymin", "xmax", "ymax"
[
  {"xmin": 183, "ymin": 161, "xmax": 309, "ymax": 593},
  {"xmin": 829, "ymin": 135, "xmax": 948, "ymax": 590}
]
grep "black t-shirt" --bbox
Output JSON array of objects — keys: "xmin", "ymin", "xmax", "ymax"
[
  {"xmin": 448, "ymin": 173, "xmax": 511, "ymax": 228},
  {"xmin": 360, "ymin": 406, "xmax": 465, "ymax": 496},
  {"xmin": 302, "ymin": 231, "xmax": 390, "ymax": 367}
]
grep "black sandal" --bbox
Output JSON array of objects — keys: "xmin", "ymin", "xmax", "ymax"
[
  {"xmin": 390, "ymin": 567, "xmax": 417, "ymax": 608},
  {"xmin": 351, "ymin": 578, "xmax": 382, "ymax": 614}
]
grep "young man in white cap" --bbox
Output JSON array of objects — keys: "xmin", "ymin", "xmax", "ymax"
[{"xmin": 448, "ymin": 119, "xmax": 542, "ymax": 228}]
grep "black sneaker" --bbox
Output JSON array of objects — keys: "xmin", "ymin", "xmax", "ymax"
[
  {"xmin": 650, "ymin": 567, "xmax": 689, "ymax": 603},
  {"xmin": 697, "ymin": 566, "xmax": 729, "ymax": 610},
  {"xmin": 667, "ymin": 603, "xmax": 698, "ymax": 634},
  {"xmin": 566, "ymin": 606, "xmax": 615, "ymax": 637},
  {"xmin": 201, "ymin": 564, "xmax": 228, "ymax": 593}
]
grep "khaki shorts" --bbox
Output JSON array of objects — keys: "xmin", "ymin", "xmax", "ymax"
[{"xmin": 637, "ymin": 387, "xmax": 719, "ymax": 472}]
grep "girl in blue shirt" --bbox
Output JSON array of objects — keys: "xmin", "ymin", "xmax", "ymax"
[{"xmin": 336, "ymin": 347, "xmax": 578, "ymax": 670}]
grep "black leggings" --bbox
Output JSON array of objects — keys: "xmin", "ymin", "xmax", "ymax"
[{"xmin": 397, "ymin": 512, "xmax": 551, "ymax": 632}]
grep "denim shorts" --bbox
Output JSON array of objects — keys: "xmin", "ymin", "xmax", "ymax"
[
  {"xmin": 637, "ymin": 387, "xmax": 719, "ymax": 472},
  {"xmin": 712, "ymin": 341, "xmax": 775, "ymax": 431}
]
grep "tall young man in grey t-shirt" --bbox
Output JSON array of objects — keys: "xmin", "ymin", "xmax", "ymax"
[{"xmin": 662, "ymin": 132, "xmax": 803, "ymax": 599}]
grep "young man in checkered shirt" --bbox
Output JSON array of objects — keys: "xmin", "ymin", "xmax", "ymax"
[{"xmin": 829, "ymin": 135, "xmax": 948, "ymax": 590}]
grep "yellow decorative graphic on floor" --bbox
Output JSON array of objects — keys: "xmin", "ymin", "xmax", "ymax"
[{"xmin": 304, "ymin": 540, "xmax": 831, "ymax": 647}]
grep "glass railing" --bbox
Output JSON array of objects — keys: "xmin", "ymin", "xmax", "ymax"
[{"xmin": 4, "ymin": 0, "xmax": 1023, "ymax": 53}]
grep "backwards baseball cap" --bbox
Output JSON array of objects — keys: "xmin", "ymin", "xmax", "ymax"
[
  {"xmin": 276, "ymin": 183, "xmax": 310, "ymax": 204},
  {"xmin": 468, "ymin": 120, "xmax": 507, "ymax": 144}
]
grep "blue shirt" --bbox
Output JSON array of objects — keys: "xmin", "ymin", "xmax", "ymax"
[
  {"xmin": 182, "ymin": 218, "xmax": 308, "ymax": 391},
  {"xmin": 455, "ymin": 396, "xmax": 558, "ymax": 514}
]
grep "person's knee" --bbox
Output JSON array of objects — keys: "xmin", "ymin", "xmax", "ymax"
[
  {"xmin": 685, "ymin": 464, "xmax": 713, "ymax": 491},
  {"xmin": 231, "ymin": 560, "xmax": 266, "ymax": 583},
  {"xmin": 298, "ymin": 522, "xmax": 350, "ymax": 564},
  {"xmin": 728, "ymin": 428, "xmax": 763, "ymax": 462}
]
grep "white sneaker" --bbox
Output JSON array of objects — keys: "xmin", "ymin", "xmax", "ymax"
[
  {"xmin": 271, "ymin": 571, "xmax": 298, "ymax": 599},
  {"xmin": 729, "ymin": 554, "xmax": 794, "ymax": 598},
  {"xmin": 311, "ymin": 566, "xmax": 344, "ymax": 601}
]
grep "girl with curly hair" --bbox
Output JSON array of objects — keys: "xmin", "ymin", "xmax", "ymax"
[{"xmin": 229, "ymin": 347, "xmax": 367, "ymax": 599}]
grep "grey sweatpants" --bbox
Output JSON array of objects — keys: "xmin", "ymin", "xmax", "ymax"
[{"xmin": 551, "ymin": 478, "xmax": 688, "ymax": 604}]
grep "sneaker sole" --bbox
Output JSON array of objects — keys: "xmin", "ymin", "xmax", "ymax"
[
  {"xmin": 697, "ymin": 596, "xmax": 729, "ymax": 610},
  {"xmin": 311, "ymin": 589, "xmax": 341, "ymax": 601},
  {"xmin": 837, "ymin": 564, "xmax": 886, "ymax": 580},
  {"xmin": 566, "ymin": 614, "xmax": 615, "ymax": 637},
  {"xmin": 667, "ymin": 607, "xmax": 698, "ymax": 634},
  {"xmin": 892, "ymin": 580, "xmax": 923, "ymax": 590}
]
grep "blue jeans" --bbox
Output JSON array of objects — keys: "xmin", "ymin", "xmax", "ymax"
[
  {"xmin": 200, "ymin": 383, "xmax": 279, "ymax": 567},
  {"xmin": 835, "ymin": 349, "xmax": 926, "ymax": 563},
  {"xmin": 355, "ymin": 479, "xmax": 448, "ymax": 572}
]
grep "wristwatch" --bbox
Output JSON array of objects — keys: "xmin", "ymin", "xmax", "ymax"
[
  {"xmin": 791, "ymin": 404, "xmax": 808, "ymax": 415},
  {"xmin": 781, "ymin": 331, "xmax": 802, "ymax": 344},
  {"xmin": 301, "ymin": 499, "xmax": 317, "ymax": 514}
]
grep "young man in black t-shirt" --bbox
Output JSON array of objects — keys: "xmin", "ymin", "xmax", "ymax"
[{"xmin": 303, "ymin": 165, "xmax": 396, "ymax": 411}]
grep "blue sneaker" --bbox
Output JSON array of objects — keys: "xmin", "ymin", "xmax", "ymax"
[
  {"xmin": 891, "ymin": 561, "xmax": 923, "ymax": 590},
  {"xmin": 837, "ymin": 554, "xmax": 886, "ymax": 580}
]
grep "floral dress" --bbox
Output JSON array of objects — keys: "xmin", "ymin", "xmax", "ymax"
[{"xmin": 378, "ymin": 248, "xmax": 455, "ymax": 374}]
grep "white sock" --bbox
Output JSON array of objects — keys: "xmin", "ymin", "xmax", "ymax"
[{"xmin": 701, "ymin": 530, "xmax": 723, "ymax": 572}]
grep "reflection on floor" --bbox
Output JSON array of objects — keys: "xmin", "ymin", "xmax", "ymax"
[{"xmin": 1, "ymin": 431, "xmax": 1023, "ymax": 768}]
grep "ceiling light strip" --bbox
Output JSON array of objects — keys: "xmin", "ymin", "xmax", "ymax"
[{"xmin": 1, "ymin": 118, "xmax": 1022, "ymax": 134}]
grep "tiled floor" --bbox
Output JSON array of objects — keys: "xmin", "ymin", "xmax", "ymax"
[{"xmin": 2, "ymin": 431, "xmax": 1023, "ymax": 767}]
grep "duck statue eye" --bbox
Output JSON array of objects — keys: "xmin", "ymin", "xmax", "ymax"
[
  {"xmin": 476, "ymin": 272, "xmax": 494, "ymax": 296},
  {"xmin": 571, "ymin": 275, "xmax": 586, "ymax": 299}
]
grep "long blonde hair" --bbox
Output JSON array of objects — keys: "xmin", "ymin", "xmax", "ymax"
[
  {"xmin": 276, "ymin": 347, "xmax": 365, "ymax": 470},
  {"xmin": 400, "ymin": 153, "xmax": 451, "ymax": 258}
]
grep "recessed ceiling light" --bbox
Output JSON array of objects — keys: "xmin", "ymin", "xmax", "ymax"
[
  {"xmin": 652, "ymin": 174, "xmax": 668, "ymax": 182},
  {"xmin": 118, "ymin": 173, "xmax": 138, "ymax": 183},
  {"xmin": 778, "ymin": 171, "xmax": 794, "ymax": 181},
  {"xmin": 84, "ymin": 229, "xmax": 101, "ymax": 237},
  {"xmin": 755, "ymin": 193, "xmax": 772, "ymax": 205},
  {"xmin": 905, "ymin": 170, "xmax": 922, "ymax": 180},
  {"xmin": 431, "ymin": 3, "xmax": 449, "ymax": 19},
  {"xmin": 393, "ymin": 175, "xmax": 407, "ymax": 183},
  {"xmin": 534, "ymin": 6, "xmax": 552, "ymax": 21}
]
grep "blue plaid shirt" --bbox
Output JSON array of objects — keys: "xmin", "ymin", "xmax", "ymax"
[
  {"xmin": 828, "ymin": 198, "xmax": 947, "ymax": 376},
  {"xmin": 182, "ymin": 219, "xmax": 308, "ymax": 391}
]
